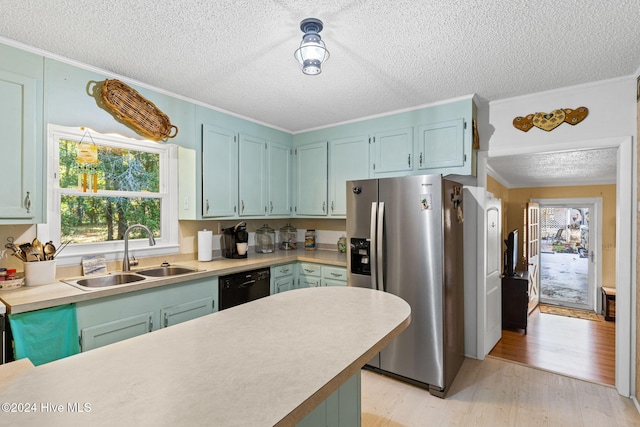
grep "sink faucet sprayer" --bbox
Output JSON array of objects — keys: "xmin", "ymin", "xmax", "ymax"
[{"xmin": 122, "ymin": 224, "xmax": 156, "ymax": 271}]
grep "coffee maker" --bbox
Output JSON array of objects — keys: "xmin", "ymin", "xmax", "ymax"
[{"xmin": 221, "ymin": 222, "xmax": 249, "ymax": 259}]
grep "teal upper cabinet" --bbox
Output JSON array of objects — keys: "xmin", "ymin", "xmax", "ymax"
[
  {"xmin": 202, "ymin": 124, "xmax": 238, "ymax": 217},
  {"xmin": 295, "ymin": 141, "xmax": 328, "ymax": 216},
  {"xmin": 268, "ymin": 141, "xmax": 292, "ymax": 216},
  {"xmin": 417, "ymin": 118, "xmax": 465, "ymax": 170},
  {"xmin": 239, "ymin": 133, "xmax": 267, "ymax": 216},
  {"xmin": 370, "ymin": 127, "xmax": 414, "ymax": 176},
  {"xmin": 328, "ymin": 135, "xmax": 369, "ymax": 217},
  {"xmin": 0, "ymin": 46, "xmax": 42, "ymax": 223}
]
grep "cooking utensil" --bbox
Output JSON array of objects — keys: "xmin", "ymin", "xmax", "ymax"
[
  {"xmin": 44, "ymin": 241, "xmax": 56, "ymax": 261},
  {"xmin": 53, "ymin": 240, "xmax": 71, "ymax": 258},
  {"xmin": 32, "ymin": 238, "xmax": 43, "ymax": 261},
  {"xmin": 19, "ymin": 243, "xmax": 35, "ymax": 261}
]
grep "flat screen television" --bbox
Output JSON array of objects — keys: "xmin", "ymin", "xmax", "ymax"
[{"xmin": 504, "ymin": 229, "xmax": 519, "ymax": 276}]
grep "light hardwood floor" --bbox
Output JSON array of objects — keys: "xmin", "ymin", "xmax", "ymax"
[
  {"xmin": 489, "ymin": 307, "xmax": 616, "ymax": 385},
  {"xmin": 361, "ymin": 357, "xmax": 640, "ymax": 427}
]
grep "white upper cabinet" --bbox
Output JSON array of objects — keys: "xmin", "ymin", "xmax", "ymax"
[
  {"xmin": 238, "ymin": 133, "xmax": 267, "ymax": 216},
  {"xmin": 417, "ymin": 118, "xmax": 465, "ymax": 170},
  {"xmin": 328, "ymin": 135, "xmax": 369, "ymax": 217},
  {"xmin": 294, "ymin": 141, "xmax": 328, "ymax": 216},
  {"xmin": 202, "ymin": 124, "xmax": 238, "ymax": 217},
  {"xmin": 370, "ymin": 127, "xmax": 414, "ymax": 176}
]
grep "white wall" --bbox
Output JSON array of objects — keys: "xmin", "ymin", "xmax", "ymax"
[
  {"xmin": 478, "ymin": 76, "xmax": 636, "ymax": 155},
  {"xmin": 476, "ymin": 75, "xmax": 637, "ymax": 397}
]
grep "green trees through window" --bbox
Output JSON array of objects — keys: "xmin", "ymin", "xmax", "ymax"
[{"xmin": 57, "ymin": 138, "xmax": 161, "ymax": 243}]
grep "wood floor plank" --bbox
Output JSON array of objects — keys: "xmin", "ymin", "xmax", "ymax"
[
  {"xmin": 361, "ymin": 358, "xmax": 640, "ymax": 427},
  {"xmin": 488, "ymin": 307, "xmax": 615, "ymax": 385}
]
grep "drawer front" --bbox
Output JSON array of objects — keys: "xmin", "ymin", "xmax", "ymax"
[
  {"xmin": 299, "ymin": 263, "xmax": 321, "ymax": 277},
  {"xmin": 273, "ymin": 263, "xmax": 295, "ymax": 278},
  {"xmin": 323, "ymin": 278, "xmax": 347, "ymax": 287},
  {"xmin": 322, "ymin": 266, "xmax": 347, "ymax": 282}
]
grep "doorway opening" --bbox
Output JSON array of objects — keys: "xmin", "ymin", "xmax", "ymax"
[{"xmin": 535, "ymin": 198, "xmax": 601, "ymax": 312}]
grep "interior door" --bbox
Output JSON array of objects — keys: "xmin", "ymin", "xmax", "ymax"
[
  {"xmin": 526, "ymin": 202, "xmax": 540, "ymax": 313},
  {"xmin": 484, "ymin": 198, "xmax": 502, "ymax": 355}
]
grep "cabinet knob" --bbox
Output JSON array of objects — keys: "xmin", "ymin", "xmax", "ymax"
[
  {"xmin": 408, "ymin": 154, "xmax": 411, "ymax": 167},
  {"xmin": 270, "ymin": 201, "xmax": 273, "ymax": 213},
  {"xmin": 331, "ymin": 201, "xmax": 334, "ymax": 212},
  {"xmin": 322, "ymin": 201, "xmax": 326, "ymax": 213},
  {"xmin": 205, "ymin": 199, "xmax": 210, "ymax": 214},
  {"xmin": 241, "ymin": 200, "xmax": 245, "ymax": 213},
  {"xmin": 419, "ymin": 152, "xmax": 423, "ymax": 167}
]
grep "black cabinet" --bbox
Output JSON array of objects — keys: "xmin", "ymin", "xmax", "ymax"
[{"xmin": 502, "ymin": 272, "xmax": 529, "ymax": 333}]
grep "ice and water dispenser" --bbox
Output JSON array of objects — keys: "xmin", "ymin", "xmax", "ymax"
[{"xmin": 350, "ymin": 238, "xmax": 371, "ymax": 275}]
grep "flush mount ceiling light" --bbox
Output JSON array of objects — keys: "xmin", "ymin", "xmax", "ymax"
[{"xmin": 294, "ymin": 18, "xmax": 330, "ymax": 75}]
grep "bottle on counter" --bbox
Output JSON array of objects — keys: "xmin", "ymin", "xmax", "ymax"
[
  {"xmin": 337, "ymin": 236, "xmax": 347, "ymax": 253},
  {"xmin": 304, "ymin": 229, "xmax": 316, "ymax": 251}
]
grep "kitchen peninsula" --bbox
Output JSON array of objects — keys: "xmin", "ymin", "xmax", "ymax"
[{"xmin": 0, "ymin": 286, "xmax": 410, "ymax": 426}]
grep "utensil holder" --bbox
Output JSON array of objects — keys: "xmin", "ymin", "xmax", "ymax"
[{"xmin": 23, "ymin": 260, "xmax": 57, "ymax": 286}]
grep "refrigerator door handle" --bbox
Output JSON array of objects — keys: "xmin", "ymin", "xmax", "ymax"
[
  {"xmin": 377, "ymin": 202, "xmax": 385, "ymax": 292},
  {"xmin": 370, "ymin": 202, "xmax": 378, "ymax": 290}
]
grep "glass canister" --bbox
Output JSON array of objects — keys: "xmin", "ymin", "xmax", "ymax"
[
  {"xmin": 255, "ymin": 224, "xmax": 275, "ymax": 253},
  {"xmin": 304, "ymin": 229, "xmax": 316, "ymax": 251},
  {"xmin": 279, "ymin": 224, "xmax": 297, "ymax": 250}
]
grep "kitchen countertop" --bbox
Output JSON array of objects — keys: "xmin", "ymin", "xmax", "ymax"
[
  {"xmin": 0, "ymin": 249, "xmax": 347, "ymax": 314},
  {"xmin": 0, "ymin": 286, "xmax": 411, "ymax": 426}
]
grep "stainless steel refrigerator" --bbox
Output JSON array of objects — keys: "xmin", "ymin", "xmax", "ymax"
[{"xmin": 346, "ymin": 174, "xmax": 465, "ymax": 398}]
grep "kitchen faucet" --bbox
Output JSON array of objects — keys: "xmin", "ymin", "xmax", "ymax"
[{"xmin": 122, "ymin": 224, "xmax": 156, "ymax": 271}]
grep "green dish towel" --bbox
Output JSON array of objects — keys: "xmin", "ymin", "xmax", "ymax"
[{"xmin": 9, "ymin": 304, "xmax": 80, "ymax": 366}]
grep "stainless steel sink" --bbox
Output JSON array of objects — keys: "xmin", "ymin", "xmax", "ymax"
[
  {"xmin": 136, "ymin": 266, "xmax": 198, "ymax": 277},
  {"xmin": 75, "ymin": 273, "xmax": 146, "ymax": 288}
]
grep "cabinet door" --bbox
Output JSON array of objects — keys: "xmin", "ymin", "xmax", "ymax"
[
  {"xmin": 329, "ymin": 135, "xmax": 369, "ymax": 217},
  {"xmin": 238, "ymin": 133, "xmax": 267, "ymax": 216},
  {"xmin": 268, "ymin": 141, "xmax": 291, "ymax": 216},
  {"xmin": 299, "ymin": 275, "xmax": 322, "ymax": 288},
  {"xmin": 417, "ymin": 119, "xmax": 465, "ymax": 169},
  {"xmin": 371, "ymin": 127, "xmax": 413, "ymax": 175},
  {"xmin": 80, "ymin": 312, "xmax": 153, "ymax": 352},
  {"xmin": 202, "ymin": 124, "xmax": 237, "ymax": 217},
  {"xmin": 0, "ymin": 70, "xmax": 37, "ymax": 220},
  {"xmin": 295, "ymin": 141, "xmax": 328, "ymax": 216},
  {"xmin": 274, "ymin": 276, "xmax": 294, "ymax": 294},
  {"xmin": 160, "ymin": 297, "xmax": 215, "ymax": 328}
]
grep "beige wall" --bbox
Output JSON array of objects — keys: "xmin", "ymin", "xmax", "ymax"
[{"xmin": 487, "ymin": 177, "xmax": 617, "ymax": 289}]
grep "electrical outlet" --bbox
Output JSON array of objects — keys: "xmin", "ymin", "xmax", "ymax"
[{"xmin": 183, "ymin": 197, "xmax": 189, "ymax": 210}]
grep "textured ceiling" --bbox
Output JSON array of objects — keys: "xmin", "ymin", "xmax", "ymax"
[
  {"xmin": 1, "ymin": 1, "xmax": 639, "ymax": 134},
  {"xmin": 486, "ymin": 148, "xmax": 618, "ymax": 188}
]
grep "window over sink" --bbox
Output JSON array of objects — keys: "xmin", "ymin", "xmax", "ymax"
[{"xmin": 46, "ymin": 124, "xmax": 179, "ymax": 264}]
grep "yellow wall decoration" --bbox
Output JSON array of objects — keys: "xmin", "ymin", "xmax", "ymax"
[{"xmin": 513, "ymin": 107, "xmax": 588, "ymax": 132}]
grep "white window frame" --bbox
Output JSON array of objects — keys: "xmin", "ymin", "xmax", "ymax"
[{"xmin": 46, "ymin": 124, "xmax": 179, "ymax": 266}]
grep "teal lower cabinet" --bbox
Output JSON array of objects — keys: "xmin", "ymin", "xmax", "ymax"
[
  {"xmin": 298, "ymin": 263, "xmax": 322, "ymax": 288},
  {"xmin": 298, "ymin": 263, "xmax": 348, "ymax": 288},
  {"xmin": 76, "ymin": 277, "xmax": 218, "ymax": 351},
  {"xmin": 80, "ymin": 312, "xmax": 153, "ymax": 352},
  {"xmin": 271, "ymin": 263, "xmax": 297, "ymax": 294},
  {"xmin": 160, "ymin": 296, "xmax": 215, "ymax": 328},
  {"xmin": 321, "ymin": 266, "xmax": 347, "ymax": 286},
  {"xmin": 297, "ymin": 371, "xmax": 362, "ymax": 427}
]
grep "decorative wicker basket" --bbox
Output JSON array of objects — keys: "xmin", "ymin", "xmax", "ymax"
[{"xmin": 100, "ymin": 79, "xmax": 178, "ymax": 141}]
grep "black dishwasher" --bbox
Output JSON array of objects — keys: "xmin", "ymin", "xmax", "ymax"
[{"xmin": 219, "ymin": 268, "xmax": 270, "ymax": 310}]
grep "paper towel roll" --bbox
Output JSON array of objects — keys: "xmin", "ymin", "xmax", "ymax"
[{"xmin": 198, "ymin": 229, "xmax": 213, "ymax": 261}]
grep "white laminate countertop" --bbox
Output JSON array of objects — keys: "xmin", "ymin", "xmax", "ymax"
[
  {"xmin": 0, "ymin": 249, "xmax": 347, "ymax": 314},
  {"xmin": 0, "ymin": 286, "xmax": 411, "ymax": 426}
]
